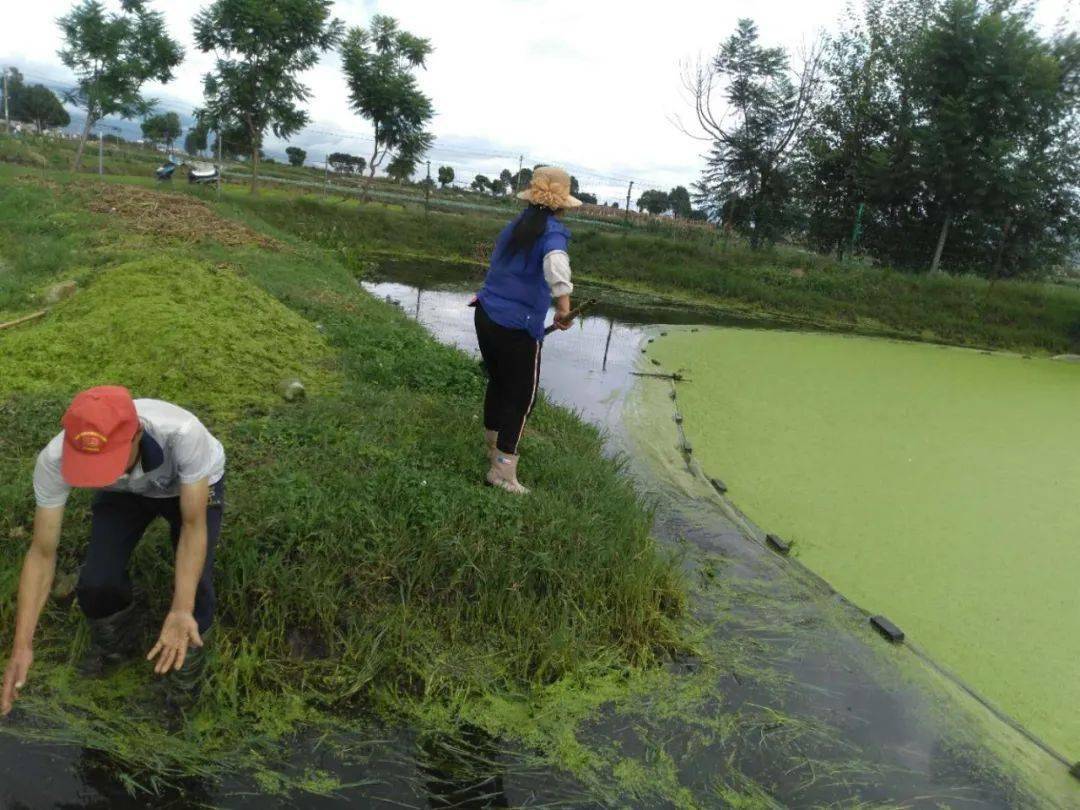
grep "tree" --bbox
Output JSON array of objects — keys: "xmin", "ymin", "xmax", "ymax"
[
  {"xmin": 668, "ymin": 186, "xmax": 692, "ymax": 218},
  {"xmin": 514, "ymin": 166, "xmax": 533, "ymax": 190},
  {"xmin": 57, "ymin": 0, "xmax": 184, "ymax": 171},
  {"xmin": 912, "ymin": 0, "xmax": 1076, "ymax": 274},
  {"xmin": 141, "ymin": 111, "xmax": 181, "ymax": 149},
  {"xmin": 193, "ymin": 0, "xmax": 343, "ymax": 193},
  {"xmin": 682, "ymin": 19, "xmax": 822, "ymax": 245},
  {"xmin": 471, "ymin": 174, "xmax": 490, "ymax": 193},
  {"xmin": 499, "ymin": 168, "xmax": 513, "ymax": 188},
  {"xmin": 285, "ymin": 146, "xmax": 306, "ymax": 167},
  {"xmin": 570, "ymin": 176, "xmax": 580, "ymax": 196},
  {"xmin": 799, "ymin": 0, "xmax": 1080, "ymax": 275},
  {"xmin": 328, "ymin": 152, "xmax": 366, "ymax": 174},
  {"xmin": 577, "ymin": 191, "xmax": 598, "ymax": 205},
  {"xmin": 386, "ymin": 152, "xmax": 416, "ymax": 183},
  {"xmin": 637, "ymin": 189, "xmax": 671, "ymax": 214},
  {"xmin": 213, "ymin": 121, "xmax": 256, "ymax": 161},
  {"xmin": 184, "ymin": 122, "xmax": 209, "ymax": 155},
  {"xmin": 341, "ymin": 16, "xmax": 434, "ymax": 193},
  {"xmin": 437, "ymin": 165, "xmax": 454, "ymax": 187},
  {"xmin": 20, "ymin": 85, "xmax": 71, "ymax": 132},
  {"xmin": 488, "ymin": 175, "xmax": 507, "ymax": 196}
]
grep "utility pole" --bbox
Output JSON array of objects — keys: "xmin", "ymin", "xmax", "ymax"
[
  {"xmin": 624, "ymin": 181, "xmax": 634, "ymax": 223},
  {"xmin": 2, "ymin": 68, "xmax": 10, "ymax": 134},
  {"xmin": 514, "ymin": 154, "xmax": 524, "ymax": 192},
  {"xmin": 424, "ymin": 160, "xmax": 431, "ymax": 212},
  {"xmin": 216, "ymin": 130, "xmax": 222, "ymax": 199},
  {"xmin": 98, "ymin": 127, "xmax": 104, "ymax": 176}
]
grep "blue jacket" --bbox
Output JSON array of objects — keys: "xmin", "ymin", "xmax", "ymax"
[{"xmin": 477, "ymin": 213, "xmax": 571, "ymax": 341}]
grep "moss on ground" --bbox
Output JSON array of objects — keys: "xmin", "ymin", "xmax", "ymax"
[{"xmin": 0, "ymin": 255, "xmax": 334, "ymax": 417}]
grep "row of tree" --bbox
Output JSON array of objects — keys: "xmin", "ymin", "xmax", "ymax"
[
  {"xmin": 0, "ymin": 69, "xmax": 71, "ymax": 132},
  {"xmin": 636, "ymin": 187, "xmax": 697, "ymax": 218},
  {"xmin": 686, "ymin": 0, "xmax": 1080, "ymax": 277},
  {"xmin": 55, "ymin": 1, "xmax": 434, "ymax": 194}
]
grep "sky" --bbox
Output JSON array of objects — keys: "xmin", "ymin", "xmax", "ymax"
[{"xmin": 2, "ymin": 0, "xmax": 1076, "ymax": 203}]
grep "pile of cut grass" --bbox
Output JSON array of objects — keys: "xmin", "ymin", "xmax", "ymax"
[
  {"xmin": 0, "ymin": 255, "xmax": 334, "ymax": 417},
  {"xmin": 0, "ymin": 166, "xmax": 685, "ymax": 793}
]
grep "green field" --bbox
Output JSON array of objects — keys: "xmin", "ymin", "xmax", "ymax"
[{"xmin": 648, "ymin": 326, "xmax": 1080, "ymax": 760}]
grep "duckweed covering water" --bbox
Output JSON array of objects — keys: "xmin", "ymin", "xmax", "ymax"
[{"xmin": 648, "ymin": 326, "xmax": 1080, "ymax": 759}]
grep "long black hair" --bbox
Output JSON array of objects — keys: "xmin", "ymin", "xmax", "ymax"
[{"xmin": 506, "ymin": 204, "xmax": 552, "ymax": 255}]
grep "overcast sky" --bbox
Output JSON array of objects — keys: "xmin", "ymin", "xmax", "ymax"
[{"xmin": 2, "ymin": 0, "xmax": 1075, "ymax": 202}]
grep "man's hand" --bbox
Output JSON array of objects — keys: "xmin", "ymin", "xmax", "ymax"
[
  {"xmin": 1, "ymin": 647, "xmax": 33, "ymax": 716},
  {"xmin": 147, "ymin": 611, "xmax": 202, "ymax": 675}
]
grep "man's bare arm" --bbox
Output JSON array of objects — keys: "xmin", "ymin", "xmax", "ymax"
[
  {"xmin": 2, "ymin": 506, "xmax": 63, "ymax": 715},
  {"xmin": 147, "ymin": 479, "xmax": 208, "ymax": 674}
]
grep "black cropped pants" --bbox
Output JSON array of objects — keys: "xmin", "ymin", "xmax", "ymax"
[{"xmin": 474, "ymin": 304, "xmax": 542, "ymax": 456}]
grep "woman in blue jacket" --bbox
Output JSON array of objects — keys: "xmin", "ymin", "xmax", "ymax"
[{"xmin": 474, "ymin": 166, "xmax": 581, "ymax": 494}]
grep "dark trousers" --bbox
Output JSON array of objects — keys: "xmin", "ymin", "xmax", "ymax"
[
  {"xmin": 76, "ymin": 479, "xmax": 224, "ymax": 634},
  {"xmin": 474, "ymin": 304, "xmax": 542, "ymax": 455}
]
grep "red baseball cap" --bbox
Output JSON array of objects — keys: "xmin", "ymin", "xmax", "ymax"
[{"xmin": 60, "ymin": 386, "xmax": 140, "ymax": 488}]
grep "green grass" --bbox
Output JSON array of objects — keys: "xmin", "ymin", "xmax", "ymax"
[{"xmin": 0, "ymin": 165, "xmax": 685, "ymax": 792}]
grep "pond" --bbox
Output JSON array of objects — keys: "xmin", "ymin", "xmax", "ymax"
[{"xmin": 647, "ymin": 325, "xmax": 1080, "ymax": 763}]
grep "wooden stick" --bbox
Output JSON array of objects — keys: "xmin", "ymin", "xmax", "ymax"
[
  {"xmin": 0, "ymin": 310, "xmax": 46, "ymax": 332},
  {"xmin": 545, "ymin": 298, "xmax": 598, "ymax": 335}
]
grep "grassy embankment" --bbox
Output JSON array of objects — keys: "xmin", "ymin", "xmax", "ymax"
[
  {"xmin": 254, "ymin": 194, "xmax": 1080, "ymax": 355},
  {"xmin": 0, "ymin": 165, "xmax": 684, "ymax": 791}
]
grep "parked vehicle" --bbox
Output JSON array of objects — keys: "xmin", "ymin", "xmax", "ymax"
[
  {"xmin": 188, "ymin": 163, "xmax": 220, "ymax": 185},
  {"xmin": 155, "ymin": 159, "xmax": 179, "ymax": 181}
]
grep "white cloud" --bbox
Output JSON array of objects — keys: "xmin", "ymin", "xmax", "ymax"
[{"xmin": 3, "ymin": 0, "xmax": 1075, "ymax": 203}]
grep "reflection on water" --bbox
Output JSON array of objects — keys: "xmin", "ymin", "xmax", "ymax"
[{"xmin": 365, "ymin": 280, "xmax": 651, "ymax": 428}]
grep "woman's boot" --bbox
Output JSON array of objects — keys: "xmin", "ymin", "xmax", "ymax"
[{"xmin": 486, "ymin": 453, "xmax": 529, "ymax": 495}]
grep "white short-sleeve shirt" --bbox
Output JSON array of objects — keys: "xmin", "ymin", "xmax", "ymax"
[{"xmin": 34, "ymin": 399, "xmax": 226, "ymax": 508}]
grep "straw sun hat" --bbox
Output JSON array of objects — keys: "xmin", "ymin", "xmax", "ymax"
[{"xmin": 517, "ymin": 166, "xmax": 582, "ymax": 210}]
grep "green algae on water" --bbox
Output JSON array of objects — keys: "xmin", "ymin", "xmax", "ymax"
[{"xmin": 647, "ymin": 326, "xmax": 1080, "ymax": 761}]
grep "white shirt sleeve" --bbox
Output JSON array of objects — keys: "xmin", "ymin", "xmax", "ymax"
[
  {"xmin": 543, "ymin": 250, "xmax": 573, "ymax": 298},
  {"xmin": 174, "ymin": 418, "xmax": 216, "ymax": 484},
  {"xmin": 33, "ymin": 433, "xmax": 71, "ymax": 508}
]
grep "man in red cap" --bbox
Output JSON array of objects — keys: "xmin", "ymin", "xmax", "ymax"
[{"xmin": 1, "ymin": 386, "xmax": 226, "ymax": 715}]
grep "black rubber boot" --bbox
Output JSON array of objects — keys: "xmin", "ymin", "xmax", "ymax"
[
  {"xmin": 79, "ymin": 600, "xmax": 144, "ymax": 676},
  {"xmin": 159, "ymin": 630, "xmax": 211, "ymax": 716}
]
